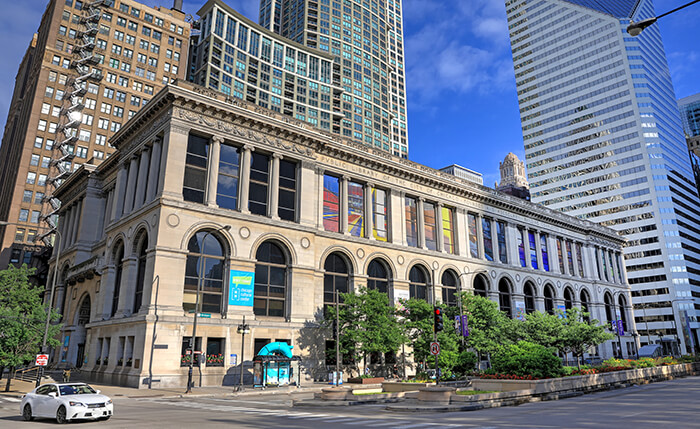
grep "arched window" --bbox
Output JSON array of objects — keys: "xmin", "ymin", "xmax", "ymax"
[
  {"xmin": 441, "ymin": 270, "xmax": 459, "ymax": 307},
  {"xmin": 604, "ymin": 292, "xmax": 614, "ymax": 322},
  {"xmin": 409, "ymin": 266, "xmax": 429, "ymax": 301},
  {"xmin": 367, "ymin": 259, "xmax": 389, "ymax": 294},
  {"xmin": 564, "ymin": 287, "xmax": 574, "ymax": 310},
  {"xmin": 473, "ymin": 273, "xmax": 488, "ymax": 297},
  {"xmin": 111, "ymin": 242, "xmax": 124, "ymax": 317},
  {"xmin": 498, "ymin": 278, "xmax": 512, "ymax": 318},
  {"xmin": 543, "ymin": 284, "xmax": 555, "ymax": 315},
  {"xmin": 523, "ymin": 282, "xmax": 536, "ymax": 314},
  {"xmin": 580, "ymin": 289, "xmax": 590, "ymax": 322},
  {"xmin": 324, "ymin": 252, "xmax": 349, "ymax": 312},
  {"xmin": 618, "ymin": 295, "xmax": 628, "ymax": 332},
  {"xmin": 184, "ymin": 230, "xmax": 226, "ymax": 314},
  {"xmin": 77, "ymin": 295, "xmax": 91, "ymax": 326},
  {"xmin": 133, "ymin": 235, "xmax": 148, "ymax": 314},
  {"xmin": 254, "ymin": 241, "xmax": 288, "ymax": 317}
]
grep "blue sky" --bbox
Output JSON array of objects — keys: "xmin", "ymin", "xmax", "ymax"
[{"xmin": 1, "ymin": 0, "xmax": 698, "ymax": 185}]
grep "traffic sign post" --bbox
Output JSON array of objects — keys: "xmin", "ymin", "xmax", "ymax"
[
  {"xmin": 35, "ymin": 354, "xmax": 49, "ymax": 367},
  {"xmin": 430, "ymin": 341, "xmax": 440, "ymax": 385}
]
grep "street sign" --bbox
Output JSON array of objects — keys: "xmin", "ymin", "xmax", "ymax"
[
  {"xmin": 430, "ymin": 342, "xmax": 440, "ymax": 356},
  {"xmin": 36, "ymin": 354, "xmax": 49, "ymax": 366}
]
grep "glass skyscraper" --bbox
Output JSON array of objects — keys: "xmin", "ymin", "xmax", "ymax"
[
  {"xmin": 678, "ymin": 92, "xmax": 700, "ymax": 198},
  {"xmin": 507, "ymin": 0, "xmax": 700, "ymax": 353},
  {"xmin": 259, "ymin": 0, "xmax": 408, "ymax": 157}
]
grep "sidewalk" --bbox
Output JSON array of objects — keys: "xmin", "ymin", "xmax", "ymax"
[{"xmin": 0, "ymin": 378, "xmax": 328, "ymax": 400}]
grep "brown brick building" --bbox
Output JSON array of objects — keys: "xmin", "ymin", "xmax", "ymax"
[{"xmin": 0, "ymin": 0, "xmax": 190, "ymax": 273}]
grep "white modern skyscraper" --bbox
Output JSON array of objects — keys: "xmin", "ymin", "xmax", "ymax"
[{"xmin": 507, "ymin": 0, "xmax": 700, "ymax": 354}]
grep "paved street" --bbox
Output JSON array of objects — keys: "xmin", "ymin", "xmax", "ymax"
[{"xmin": 0, "ymin": 376, "xmax": 699, "ymax": 428}]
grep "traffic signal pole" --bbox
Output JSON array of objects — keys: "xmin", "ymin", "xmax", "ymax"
[{"xmin": 433, "ymin": 306, "xmax": 443, "ymax": 385}]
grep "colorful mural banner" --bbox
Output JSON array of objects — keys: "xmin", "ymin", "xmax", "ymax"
[{"xmin": 515, "ymin": 301, "xmax": 526, "ymax": 321}]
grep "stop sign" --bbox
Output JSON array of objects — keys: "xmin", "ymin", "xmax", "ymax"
[{"xmin": 35, "ymin": 354, "xmax": 49, "ymax": 366}]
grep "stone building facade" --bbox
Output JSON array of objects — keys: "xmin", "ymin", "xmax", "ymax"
[{"xmin": 50, "ymin": 80, "xmax": 635, "ymax": 388}]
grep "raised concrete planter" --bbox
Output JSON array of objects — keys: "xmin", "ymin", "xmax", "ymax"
[
  {"xmin": 470, "ymin": 362, "xmax": 698, "ymax": 395},
  {"xmin": 320, "ymin": 387, "xmax": 352, "ymax": 400},
  {"xmin": 417, "ymin": 386, "xmax": 456, "ymax": 403},
  {"xmin": 382, "ymin": 381, "xmax": 433, "ymax": 392},
  {"xmin": 348, "ymin": 377, "xmax": 385, "ymax": 384}
]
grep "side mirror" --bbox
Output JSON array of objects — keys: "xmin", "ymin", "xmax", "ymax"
[
  {"xmin": 95, "ymin": 390, "xmax": 101, "ymax": 395},
  {"xmin": 48, "ymin": 392, "xmax": 58, "ymax": 398}
]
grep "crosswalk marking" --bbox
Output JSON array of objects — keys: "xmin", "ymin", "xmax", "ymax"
[{"xmin": 2, "ymin": 397, "xmax": 21, "ymax": 402}]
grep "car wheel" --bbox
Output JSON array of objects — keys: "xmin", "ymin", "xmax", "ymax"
[
  {"xmin": 22, "ymin": 404, "xmax": 34, "ymax": 421},
  {"xmin": 56, "ymin": 405, "xmax": 68, "ymax": 424}
]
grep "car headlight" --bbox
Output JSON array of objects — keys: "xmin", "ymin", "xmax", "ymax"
[
  {"xmin": 106, "ymin": 399, "xmax": 113, "ymax": 405},
  {"xmin": 69, "ymin": 401, "xmax": 86, "ymax": 407}
]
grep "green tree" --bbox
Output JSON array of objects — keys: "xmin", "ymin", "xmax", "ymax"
[
  {"xmin": 491, "ymin": 341, "xmax": 563, "ymax": 378},
  {"xmin": 559, "ymin": 308, "xmax": 614, "ymax": 368},
  {"xmin": 458, "ymin": 293, "xmax": 514, "ymax": 360},
  {"xmin": 326, "ymin": 288, "xmax": 404, "ymax": 376},
  {"xmin": 522, "ymin": 310, "xmax": 564, "ymax": 351},
  {"xmin": 0, "ymin": 265, "xmax": 61, "ymax": 391}
]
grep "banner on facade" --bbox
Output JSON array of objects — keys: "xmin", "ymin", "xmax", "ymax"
[
  {"xmin": 515, "ymin": 301, "xmax": 526, "ymax": 321},
  {"xmin": 461, "ymin": 314, "xmax": 469, "ymax": 337},
  {"xmin": 229, "ymin": 270, "xmax": 255, "ymax": 306},
  {"xmin": 557, "ymin": 304, "xmax": 567, "ymax": 318}
]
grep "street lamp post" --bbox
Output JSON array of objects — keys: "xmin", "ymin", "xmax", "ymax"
[
  {"xmin": 627, "ymin": 0, "xmax": 700, "ymax": 36},
  {"xmin": 0, "ymin": 221, "xmax": 61, "ymax": 387},
  {"xmin": 185, "ymin": 225, "xmax": 230, "ymax": 394},
  {"xmin": 236, "ymin": 315, "xmax": 250, "ymax": 391}
]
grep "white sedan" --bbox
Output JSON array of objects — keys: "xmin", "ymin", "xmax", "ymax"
[{"xmin": 20, "ymin": 383, "xmax": 113, "ymax": 424}]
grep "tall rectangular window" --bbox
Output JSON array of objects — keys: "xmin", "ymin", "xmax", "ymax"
[
  {"xmin": 608, "ymin": 252, "xmax": 615, "ymax": 282},
  {"xmin": 518, "ymin": 228, "xmax": 526, "ymax": 267},
  {"xmin": 323, "ymin": 175, "xmax": 340, "ymax": 232},
  {"xmin": 348, "ymin": 181, "xmax": 364, "ymax": 237},
  {"xmin": 557, "ymin": 239, "xmax": 565, "ymax": 273},
  {"xmin": 497, "ymin": 221, "xmax": 507, "ymax": 263},
  {"xmin": 528, "ymin": 231, "xmax": 538, "ymax": 269},
  {"xmin": 405, "ymin": 197, "xmax": 417, "ymax": 247},
  {"xmin": 540, "ymin": 234, "xmax": 550, "ymax": 272},
  {"xmin": 576, "ymin": 243, "xmax": 585, "ymax": 278},
  {"xmin": 248, "ymin": 152, "xmax": 269, "ymax": 216},
  {"xmin": 424, "ymin": 202, "xmax": 437, "ymax": 251},
  {"xmin": 182, "ymin": 134, "xmax": 209, "ymax": 203},
  {"xmin": 601, "ymin": 249, "xmax": 608, "ymax": 281},
  {"xmin": 442, "ymin": 207, "xmax": 454, "ymax": 254},
  {"xmin": 278, "ymin": 160, "xmax": 297, "ymax": 221},
  {"xmin": 482, "ymin": 218, "xmax": 493, "ymax": 261},
  {"xmin": 566, "ymin": 241, "xmax": 575, "ymax": 275},
  {"xmin": 237, "ymin": 25, "xmax": 248, "ymax": 50},
  {"xmin": 216, "ymin": 144, "xmax": 240, "ymax": 210},
  {"xmin": 371, "ymin": 187, "xmax": 387, "ymax": 241},
  {"xmin": 467, "ymin": 213, "xmax": 479, "ymax": 258}
]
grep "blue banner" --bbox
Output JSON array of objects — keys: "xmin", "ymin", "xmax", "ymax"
[
  {"xmin": 461, "ymin": 314, "xmax": 469, "ymax": 337},
  {"xmin": 616, "ymin": 320, "xmax": 624, "ymax": 336},
  {"xmin": 229, "ymin": 270, "xmax": 255, "ymax": 306},
  {"xmin": 454, "ymin": 315, "xmax": 461, "ymax": 336}
]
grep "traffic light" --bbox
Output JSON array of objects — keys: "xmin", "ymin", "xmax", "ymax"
[{"xmin": 434, "ymin": 306, "xmax": 444, "ymax": 332}]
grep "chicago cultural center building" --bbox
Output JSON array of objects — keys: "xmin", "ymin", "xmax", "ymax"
[{"xmin": 49, "ymin": 80, "xmax": 633, "ymax": 387}]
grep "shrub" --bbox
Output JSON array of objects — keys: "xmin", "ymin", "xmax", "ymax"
[
  {"xmin": 632, "ymin": 357, "xmax": 656, "ymax": 368},
  {"xmin": 452, "ymin": 350, "xmax": 478, "ymax": 377},
  {"xmin": 601, "ymin": 358, "xmax": 631, "ymax": 368},
  {"xmin": 491, "ymin": 341, "xmax": 563, "ymax": 379}
]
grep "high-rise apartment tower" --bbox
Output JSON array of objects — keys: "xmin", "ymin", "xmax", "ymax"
[
  {"xmin": 507, "ymin": 0, "xmax": 700, "ymax": 353},
  {"xmin": 259, "ymin": 0, "xmax": 408, "ymax": 157},
  {"xmin": 678, "ymin": 92, "xmax": 700, "ymax": 197},
  {"xmin": 0, "ymin": 0, "xmax": 189, "ymax": 270}
]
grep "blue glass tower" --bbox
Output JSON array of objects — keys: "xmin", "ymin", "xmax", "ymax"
[{"xmin": 507, "ymin": 0, "xmax": 700, "ymax": 353}]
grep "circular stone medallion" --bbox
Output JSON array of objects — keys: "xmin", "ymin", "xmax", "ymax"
[
  {"xmin": 397, "ymin": 255, "xmax": 405, "ymax": 265},
  {"xmin": 300, "ymin": 237, "xmax": 311, "ymax": 249},
  {"xmin": 239, "ymin": 227, "xmax": 251, "ymax": 239},
  {"xmin": 356, "ymin": 248, "xmax": 365, "ymax": 259},
  {"xmin": 166, "ymin": 213, "xmax": 180, "ymax": 227}
]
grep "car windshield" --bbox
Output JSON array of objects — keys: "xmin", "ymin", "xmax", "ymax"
[{"xmin": 58, "ymin": 385, "xmax": 96, "ymax": 396}]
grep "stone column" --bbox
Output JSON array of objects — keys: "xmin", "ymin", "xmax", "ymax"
[
  {"xmin": 238, "ymin": 144, "xmax": 253, "ymax": 214},
  {"xmin": 269, "ymin": 153, "xmax": 282, "ymax": 219},
  {"xmin": 103, "ymin": 190, "xmax": 113, "ymax": 229},
  {"xmin": 549, "ymin": 236, "xmax": 561, "ymax": 274},
  {"xmin": 206, "ymin": 135, "xmax": 222, "ymax": 207},
  {"xmin": 98, "ymin": 266, "xmax": 115, "ymax": 320},
  {"xmin": 63, "ymin": 206, "xmax": 74, "ymax": 250},
  {"xmin": 145, "ymin": 137, "xmax": 162, "ymax": 202},
  {"xmin": 158, "ymin": 123, "xmax": 189, "ymax": 200},
  {"xmin": 122, "ymin": 155, "xmax": 139, "ymax": 215},
  {"xmin": 524, "ymin": 228, "xmax": 532, "ymax": 269},
  {"xmin": 365, "ymin": 182, "xmax": 374, "ymax": 239},
  {"xmin": 111, "ymin": 163, "xmax": 128, "ymax": 221},
  {"xmin": 436, "ymin": 202, "xmax": 444, "ymax": 252},
  {"xmin": 340, "ymin": 175, "xmax": 349, "ymax": 234},
  {"xmin": 316, "ymin": 167, "xmax": 325, "ymax": 230},
  {"xmin": 71, "ymin": 199, "xmax": 82, "ymax": 244},
  {"xmin": 116, "ymin": 257, "xmax": 138, "ymax": 317},
  {"xmin": 491, "ymin": 218, "xmax": 499, "ymax": 261},
  {"xmin": 134, "ymin": 147, "xmax": 150, "ymax": 210},
  {"xmin": 475, "ymin": 214, "xmax": 484, "ymax": 259},
  {"xmin": 417, "ymin": 197, "xmax": 426, "ymax": 249},
  {"xmin": 454, "ymin": 208, "xmax": 468, "ymax": 257},
  {"xmin": 137, "ymin": 248, "xmax": 156, "ymax": 313},
  {"xmin": 571, "ymin": 242, "xmax": 580, "ymax": 277}
]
